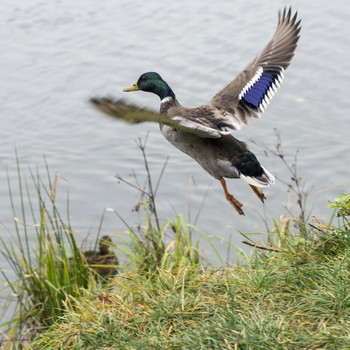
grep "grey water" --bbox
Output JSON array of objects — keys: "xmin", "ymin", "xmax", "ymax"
[{"xmin": 1, "ymin": 0, "xmax": 349, "ymax": 277}]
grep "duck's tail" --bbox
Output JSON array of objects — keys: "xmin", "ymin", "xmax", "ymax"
[{"xmin": 240, "ymin": 166, "xmax": 275, "ymax": 188}]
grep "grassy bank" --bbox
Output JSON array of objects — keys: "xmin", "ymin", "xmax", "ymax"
[
  {"xmin": 1, "ymin": 148, "xmax": 349, "ymax": 349},
  {"xmin": 29, "ymin": 210, "xmax": 350, "ymax": 349},
  {"xmin": 3, "ymin": 194, "xmax": 350, "ymax": 349}
]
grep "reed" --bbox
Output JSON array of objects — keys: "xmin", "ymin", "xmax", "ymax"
[
  {"xmin": 111, "ymin": 137, "xmax": 222, "ymax": 274},
  {"xmin": 0, "ymin": 156, "xmax": 96, "ymax": 345}
]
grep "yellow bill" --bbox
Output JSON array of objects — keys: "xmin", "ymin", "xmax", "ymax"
[{"xmin": 123, "ymin": 82, "xmax": 140, "ymax": 92}]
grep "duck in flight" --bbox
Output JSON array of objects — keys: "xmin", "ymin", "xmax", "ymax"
[{"xmin": 90, "ymin": 8, "xmax": 301, "ymax": 215}]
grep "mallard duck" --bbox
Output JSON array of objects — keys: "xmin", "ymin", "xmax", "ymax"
[
  {"xmin": 83, "ymin": 235, "xmax": 119, "ymax": 277},
  {"xmin": 90, "ymin": 8, "xmax": 301, "ymax": 215}
]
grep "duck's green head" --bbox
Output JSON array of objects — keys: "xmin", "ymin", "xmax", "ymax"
[{"xmin": 123, "ymin": 72, "xmax": 175, "ymax": 100}]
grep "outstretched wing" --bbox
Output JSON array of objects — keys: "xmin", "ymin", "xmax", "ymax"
[
  {"xmin": 90, "ymin": 97, "xmax": 231, "ymax": 138},
  {"xmin": 208, "ymin": 7, "xmax": 301, "ymax": 129}
]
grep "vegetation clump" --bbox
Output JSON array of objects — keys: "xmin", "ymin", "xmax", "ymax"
[
  {"xmin": 1, "ymin": 146, "xmax": 349, "ymax": 349},
  {"xmin": 29, "ymin": 204, "xmax": 350, "ymax": 349}
]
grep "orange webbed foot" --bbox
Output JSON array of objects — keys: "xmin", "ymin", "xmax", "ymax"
[{"xmin": 219, "ymin": 178, "xmax": 245, "ymax": 215}]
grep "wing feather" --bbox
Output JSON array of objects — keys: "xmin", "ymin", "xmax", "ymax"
[
  {"xmin": 90, "ymin": 97, "xmax": 231, "ymax": 138},
  {"xmin": 208, "ymin": 7, "xmax": 301, "ymax": 130}
]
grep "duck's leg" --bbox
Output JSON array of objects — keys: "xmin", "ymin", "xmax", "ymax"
[
  {"xmin": 219, "ymin": 178, "xmax": 244, "ymax": 215},
  {"xmin": 249, "ymin": 185, "xmax": 266, "ymax": 203}
]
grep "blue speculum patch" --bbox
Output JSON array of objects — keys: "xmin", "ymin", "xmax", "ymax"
[{"xmin": 242, "ymin": 72, "xmax": 278, "ymax": 109}]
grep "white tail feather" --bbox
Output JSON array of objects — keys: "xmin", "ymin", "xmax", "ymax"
[{"xmin": 240, "ymin": 166, "xmax": 275, "ymax": 188}]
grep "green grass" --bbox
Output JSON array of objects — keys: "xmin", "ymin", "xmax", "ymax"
[
  {"xmin": 27, "ymin": 198, "xmax": 350, "ymax": 349},
  {"xmin": 28, "ymin": 228, "xmax": 350, "ymax": 349},
  {"xmin": 0, "ymin": 157, "xmax": 99, "ymax": 345}
]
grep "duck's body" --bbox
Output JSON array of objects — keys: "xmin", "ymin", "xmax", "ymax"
[
  {"xmin": 83, "ymin": 235, "xmax": 119, "ymax": 277},
  {"xmin": 161, "ymin": 124, "xmax": 269, "ymax": 179},
  {"xmin": 90, "ymin": 8, "xmax": 301, "ymax": 215},
  {"xmin": 159, "ymin": 97, "xmax": 273, "ymax": 184}
]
